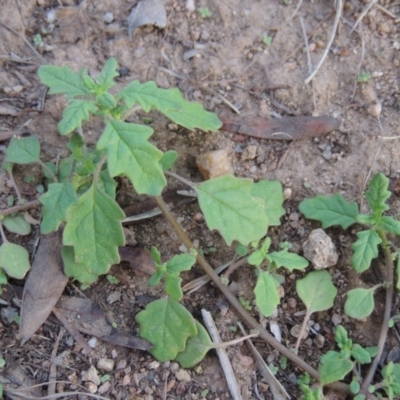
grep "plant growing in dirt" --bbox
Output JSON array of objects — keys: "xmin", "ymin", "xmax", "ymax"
[
  {"xmin": 0, "ymin": 58, "xmax": 294, "ymax": 368},
  {"xmin": 299, "ymin": 172, "xmax": 400, "ymax": 398}
]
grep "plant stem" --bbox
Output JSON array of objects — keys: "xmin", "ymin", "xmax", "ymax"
[
  {"xmin": 0, "ymin": 200, "xmax": 41, "ymax": 216},
  {"xmin": 0, "ymin": 222, "xmax": 9, "ymax": 243},
  {"xmin": 154, "ymin": 195, "xmax": 350, "ymax": 393},
  {"xmin": 93, "ymin": 154, "xmax": 108, "ymax": 185},
  {"xmin": 164, "ymin": 170, "xmax": 196, "ymax": 188},
  {"xmin": 37, "ymin": 159, "xmax": 58, "ymax": 183},
  {"xmin": 361, "ymin": 231, "xmax": 394, "ymax": 393}
]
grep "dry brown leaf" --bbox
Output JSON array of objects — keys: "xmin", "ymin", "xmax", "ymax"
[
  {"xmin": 20, "ymin": 231, "xmax": 68, "ymax": 343},
  {"xmin": 54, "ymin": 296, "xmax": 152, "ymax": 350}
]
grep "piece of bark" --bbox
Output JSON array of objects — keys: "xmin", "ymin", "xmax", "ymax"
[
  {"xmin": 54, "ymin": 296, "xmax": 152, "ymax": 351},
  {"xmin": 220, "ymin": 115, "xmax": 340, "ymax": 140},
  {"xmin": 20, "ymin": 231, "xmax": 68, "ymax": 343}
]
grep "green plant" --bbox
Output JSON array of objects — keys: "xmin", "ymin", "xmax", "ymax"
[
  {"xmin": 357, "ymin": 71, "xmax": 371, "ymax": 83},
  {"xmin": 262, "ymin": 34, "xmax": 273, "ymax": 47},
  {"xmin": 299, "ymin": 172, "xmax": 400, "ymax": 397},
  {"xmin": 198, "ymin": 7, "xmax": 212, "ymax": 18}
]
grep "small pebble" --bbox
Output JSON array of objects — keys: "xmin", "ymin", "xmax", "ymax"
[
  {"xmin": 85, "ymin": 382, "xmax": 98, "ymax": 393},
  {"xmin": 175, "ymin": 369, "xmax": 191, "ymax": 382},
  {"xmin": 287, "ymin": 297, "xmax": 297, "ymax": 308},
  {"xmin": 122, "ymin": 374, "xmax": 131, "ymax": 386},
  {"xmin": 97, "ymin": 358, "xmax": 114, "ymax": 372},
  {"xmin": 107, "ymin": 291, "xmax": 121, "ymax": 304},
  {"xmin": 241, "ymin": 145, "xmax": 257, "ymax": 161},
  {"xmin": 148, "ymin": 361, "xmax": 160, "ymax": 369},
  {"xmin": 303, "ymin": 229, "xmax": 338, "ymax": 269},
  {"xmin": 88, "ymin": 337, "xmax": 98, "ymax": 348},
  {"xmin": 314, "ymin": 334, "xmax": 325, "ymax": 348},
  {"xmin": 196, "ymin": 149, "xmax": 234, "ymax": 179},
  {"xmin": 290, "ymin": 324, "xmax": 309, "ymax": 339},
  {"xmin": 116, "ymin": 359, "xmax": 127, "ymax": 370},
  {"xmin": 331, "ymin": 313, "xmax": 342, "ymax": 326},
  {"xmin": 98, "ymin": 381, "xmax": 111, "ymax": 394},
  {"xmin": 235, "ymin": 351, "xmax": 254, "ymax": 366},
  {"xmin": 283, "ymin": 187, "xmax": 292, "ymax": 200},
  {"xmin": 81, "ymin": 366, "xmax": 100, "ymax": 385},
  {"xmin": 103, "ymin": 12, "xmax": 114, "ymax": 23},
  {"xmin": 185, "ymin": 0, "xmax": 195, "ymax": 11},
  {"xmin": 170, "ymin": 362, "xmax": 180, "ymax": 373}
]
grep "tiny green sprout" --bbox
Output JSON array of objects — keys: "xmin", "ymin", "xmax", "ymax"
[
  {"xmin": 239, "ymin": 296, "xmax": 252, "ymax": 311},
  {"xmin": 33, "ymin": 34, "xmax": 43, "ymax": 48},
  {"xmin": 107, "ymin": 275, "xmax": 119, "ymax": 285},
  {"xmin": 262, "ymin": 34, "xmax": 273, "ymax": 47},
  {"xmin": 111, "ymin": 321, "xmax": 118, "ymax": 329},
  {"xmin": 100, "ymin": 374, "xmax": 111, "ymax": 382},
  {"xmin": 198, "ymin": 7, "xmax": 212, "ymax": 18},
  {"xmin": 357, "ymin": 71, "xmax": 371, "ymax": 83}
]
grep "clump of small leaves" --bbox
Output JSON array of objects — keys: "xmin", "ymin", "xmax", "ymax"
[
  {"xmin": 357, "ymin": 71, "xmax": 371, "ymax": 83},
  {"xmin": 300, "ymin": 173, "xmax": 400, "ymax": 320},
  {"xmin": 198, "ymin": 7, "xmax": 212, "ymax": 18}
]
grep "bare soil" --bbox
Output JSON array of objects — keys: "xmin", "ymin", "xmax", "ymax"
[{"xmin": 1, "ymin": 0, "xmax": 400, "ymax": 399}]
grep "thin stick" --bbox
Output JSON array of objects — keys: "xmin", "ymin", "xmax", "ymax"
[
  {"xmin": 202, "ymin": 309, "xmax": 242, "ymax": 400},
  {"xmin": 48, "ymin": 328, "xmax": 64, "ymax": 396},
  {"xmin": 0, "ymin": 20, "xmax": 46, "ymax": 64},
  {"xmin": 289, "ymin": 0, "xmax": 303, "ymax": 22},
  {"xmin": 0, "ymin": 222, "xmax": 9, "ymax": 243},
  {"xmin": 0, "ymin": 200, "xmax": 41, "ymax": 216},
  {"xmin": 300, "ymin": 17, "xmax": 313, "ymax": 74},
  {"xmin": 304, "ymin": 0, "xmax": 342, "ymax": 84},
  {"xmin": 351, "ymin": 0, "xmax": 378, "ymax": 33}
]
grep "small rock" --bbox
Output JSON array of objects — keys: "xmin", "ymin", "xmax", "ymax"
[
  {"xmin": 283, "ymin": 187, "xmax": 292, "ymax": 200},
  {"xmin": 290, "ymin": 324, "xmax": 309, "ymax": 339},
  {"xmin": 97, "ymin": 358, "xmax": 115, "ymax": 372},
  {"xmin": 111, "ymin": 349, "xmax": 118, "ymax": 358},
  {"xmin": 88, "ymin": 337, "xmax": 98, "ymax": 348},
  {"xmin": 46, "ymin": 9, "xmax": 57, "ymax": 23},
  {"xmin": 241, "ymin": 145, "xmax": 257, "ymax": 161},
  {"xmin": 103, "ymin": 12, "xmax": 114, "ymax": 23},
  {"xmin": 148, "ymin": 361, "xmax": 160, "ymax": 369},
  {"xmin": 269, "ymin": 320, "xmax": 282, "ymax": 342},
  {"xmin": 331, "ymin": 313, "xmax": 342, "ymax": 326},
  {"xmin": 116, "ymin": 359, "xmax": 127, "ymax": 370},
  {"xmin": 314, "ymin": 334, "xmax": 325, "ymax": 348},
  {"xmin": 185, "ymin": 0, "xmax": 195, "ymax": 11},
  {"xmin": 175, "ymin": 369, "xmax": 191, "ymax": 382},
  {"xmin": 303, "ymin": 228, "xmax": 338, "ymax": 269},
  {"xmin": 183, "ymin": 49, "xmax": 199, "ymax": 61},
  {"xmin": 122, "ymin": 373, "xmax": 131, "ymax": 386},
  {"xmin": 85, "ymin": 382, "xmax": 98, "ymax": 393},
  {"xmin": 82, "ymin": 366, "xmax": 100, "ymax": 385},
  {"xmin": 107, "ymin": 291, "xmax": 121, "ymax": 304},
  {"xmin": 196, "ymin": 149, "xmax": 234, "ymax": 180},
  {"xmin": 170, "ymin": 362, "xmax": 180, "ymax": 373},
  {"xmin": 98, "ymin": 381, "xmax": 111, "ymax": 394}
]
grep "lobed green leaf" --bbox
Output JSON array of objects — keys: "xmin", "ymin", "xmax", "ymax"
[
  {"xmin": 344, "ymin": 287, "xmax": 375, "ymax": 320},
  {"xmin": 296, "ymin": 270, "xmax": 337, "ymax": 314},
  {"xmin": 136, "ymin": 298, "xmax": 197, "ymax": 361},
  {"xmin": 58, "ymin": 100, "xmax": 97, "ymax": 135},
  {"xmin": 175, "ymin": 320, "xmax": 212, "ymax": 368},
  {"xmin": 267, "ymin": 250, "xmax": 309, "ymax": 271},
  {"xmin": 254, "ymin": 271, "xmax": 280, "ymax": 317},
  {"xmin": 39, "ymin": 182, "xmax": 78, "ymax": 234},
  {"xmin": 62, "ymin": 245, "xmax": 98, "ymax": 284},
  {"xmin": 196, "ymin": 175, "xmax": 269, "ymax": 246},
  {"xmin": 97, "ymin": 57, "xmax": 119, "ymax": 91},
  {"xmin": 319, "ymin": 351, "xmax": 354, "ymax": 385},
  {"xmin": 165, "ymin": 274, "xmax": 184, "ymax": 301},
  {"xmin": 166, "ymin": 254, "xmax": 196, "ymax": 275},
  {"xmin": 299, "ymin": 194, "xmax": 359, "ymax": 229},
  {"xmin": 0, "ymin": 243, "xmax": 30, "ymax": 279},
  {"xmin": 63, "ymin": 183, "xmax": 125, "ymax": 283},
  {"xmin": 351, "ymin": 230, "xmax": 381, "ymax": 273},
  {"xmin": 251, "ymin": 180, "xmax": 285, "ymax": 226},
  {"xmin": 118, "ymin": 80, "xmax": 222, "ymax": 131},
  {"xmin": 38, "ymin": 65, "xmax": 91, "ymax": 98},
  {"xmin": 5, "ymin": 136, "xmax": 41, "ymax": 164},
  {"xmin": 365, "ymin": 173, "xmax": 390, "ymax": 218},
  {"xmin": 351, "ymin": 344, "xmax": 372, "ymax": 364},
  {"xmin": 97, "ymin": 120, "xmax": 166, "ymax": 196},
  {"xmin": 378, "ymin": 216, "xmax": 400, "ymax": 235}
]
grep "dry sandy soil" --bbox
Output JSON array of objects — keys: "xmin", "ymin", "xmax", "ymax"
[{"xmin": 1, "ymin": 0, "xmax": 400, "ymax": 399}]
